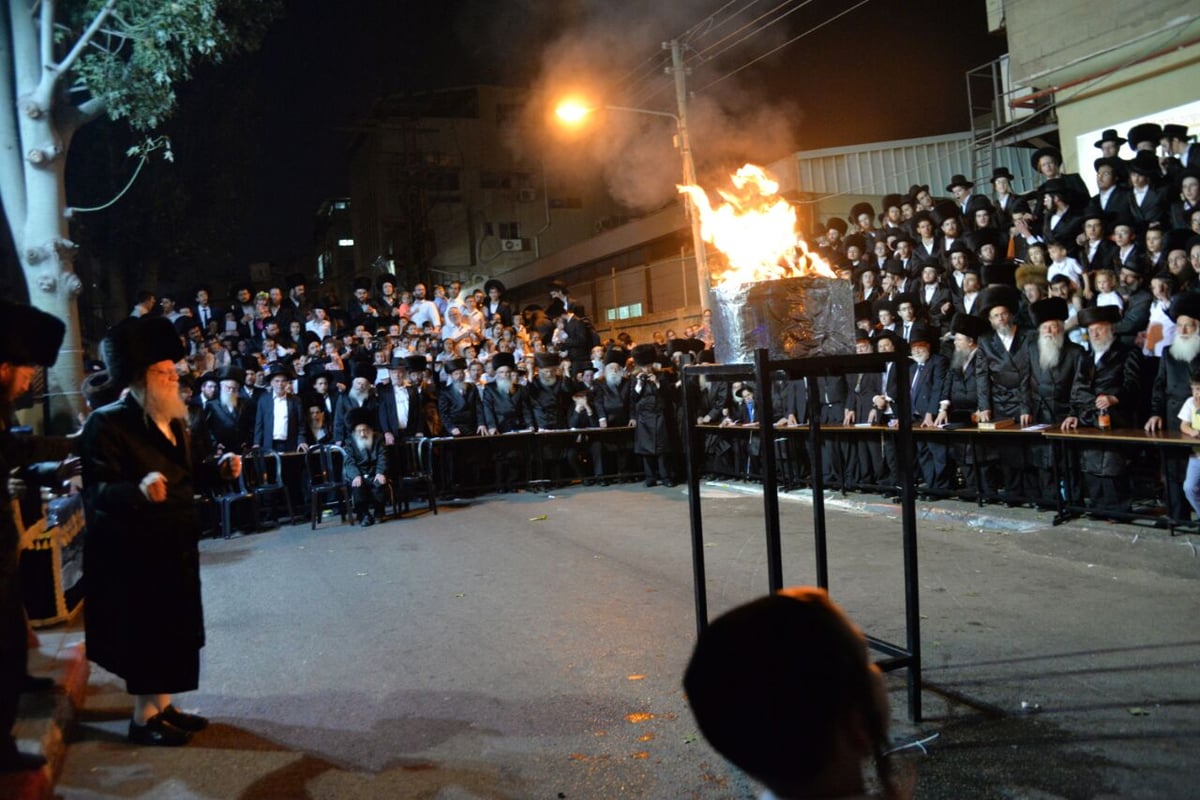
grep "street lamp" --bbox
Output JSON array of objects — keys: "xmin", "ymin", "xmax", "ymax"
[{"xmin": 554, "ymin": 99, "xmax": 712, "ymax": 313}]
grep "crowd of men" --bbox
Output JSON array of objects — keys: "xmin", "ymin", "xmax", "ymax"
[{"xmin": 93, "ymin": 121, "xmax": 1200, "ymax": 523}]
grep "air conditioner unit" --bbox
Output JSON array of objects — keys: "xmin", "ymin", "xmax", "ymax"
[
  {"xmin": 500, "ymin": 238, "xmax": 525, "ymax": 252},
  {"xmin": 517, "ymin": 188, "xmax": 537, "ymax": 203}
]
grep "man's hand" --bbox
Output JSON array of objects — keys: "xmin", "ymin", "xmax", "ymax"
[
  {"xmin": 977, "ymin": 409, "xmax": 991, "ymax": 423},
  {"xmin": 599, "ymin": 418, "xmax": 608, "ymax": 428},
  {"xmin": 476, "ymin": 425, "xmax": 489, "ymax": 436},
  {"xmin": 920, "ymin": 412, "xmax": 936, "ymax": 428},
  {"xmin": 141, "ymin": 472, "xmax": 168, "ymax": 503},
  {"xmin": 351, "ymin": 476, "xmax": 363, "ymax": 488},
  {"xmin": 934, "ymin": 410, "xmax": 948, "ymax": 427},
  {"xmin": 487, "ymin": 427, "xmax": 498, "ymax": 436},
  {"xmin": 450, "ymin": 427, "xmax": 462, "ymax": 436},
  {"xmin": 1145, "ymin": 415, "xmax": 1163, "ymax": 433},
  {"xmin": 1061, "ymin": 416, "xmax": 1079, "ymax": 432},
  {"xmin": 1096, "ymin": 394, "xmax": 1114, "ymax": 410},
  {"xmin": 844, "ymin": 409, "xmax": 855, "ymax": 425},
  {"xmin": 55, "ymin": 456, "xmax": 82, "ymax": 482},
  {"xmin": 1019, "ymin": 414, "xmax": 1031, "ymax": 427},
  {"xmin": 374, "ymin": 474, "xmax": 387, "ymax": 485},
  {"xmin": 297, "ymin": 443, "xmax": 309, "ymax": 453},
  {"xmin": 218, "ymin": 454, "xmax": 242, "ymax": 481},
  {"xmin": 384, "ymin": 432, "xmax": 395, "ymax": 446}
]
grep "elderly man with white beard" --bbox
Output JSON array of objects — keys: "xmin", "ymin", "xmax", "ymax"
[
  {"xmin": 593, "ymin": 350, "xmax": 633, "ymax": 482},
  {"xmin": 525, "ymin": 352, "xmax": 576, "ymax": 484},
  {"xmin": 1027, "ymin": 298, "xmax": 1086, "ymax": 506},
  {"xmin": 935, "ymin": 313, "xmax": 990, "ymax": 494},
  {"xmin": 482, "ymin": 352, "xmax": 533, "ymax": 490},
  {"xmin": 975, "ymin": 285, "xmax": 1034, "ymax": 504},
  {"xmin": 203, "ymin": 365, "xmax": 253, "ymax": 454},
  {"xmin": 1144, "ymin": 293, "xmax": 1200, "ymax": 522},
  {"xmin": 82, "ymin": 316, "xmax": 241, "ymax": 747},
  {"xmin": 1062, "ymin": 305, "xmax": 1142, "ymax": 515},
  {"xmin": 333, "ymin": 363, "xmax": 379, "ymax": 445},
  {"xmin": 343, "ymin": 406, "xmax": 390, "ymax": 526},
  {"xmin": 435, "ymin": 357, "xmax": 486, "ymax": 492}
]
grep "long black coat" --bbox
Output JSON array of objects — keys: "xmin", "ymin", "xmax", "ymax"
[
  {"xmin": 482, "ymin": 384, "xmax": 532, "ymax": 433},
  {"xmin": 1070, "ymin": 342, "xmax": 1142, "ymax": 475},
  {"xmin": 976, "ymin": 331, "xmax": 1032, "ymax": 419},
  {"xmin": 594, "ymin": 378, "xmax": 632, "ymax": 427},
  {"xmin": 81, "ymin": 396, "xmax": 219, "ymax": 693},
  {"xmin": 203, "ymin": 399, "xmax": 254, "ymax": 454},
  {"xmin": 1030, "ymin": 341, "xmax": 1086, "ymax": 423},
  {"xmin": 1150, "ymin": 350, "xmax": 1200, "ymax": 432},
  {"xmin": 437, "ymin": 382, "xmax": 483, "ymax": 434},
  {"xmin": 631, "ymin": 373, "xmax": 675, "ymax": 455}
]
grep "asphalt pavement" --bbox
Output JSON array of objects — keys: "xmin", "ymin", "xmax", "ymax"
[{"xmin": 48, "ymin": 482, "xmax": 1200, "ymax": 799}]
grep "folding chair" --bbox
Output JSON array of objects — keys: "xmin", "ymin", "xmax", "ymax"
[
  {"xmin": 245, "ymin": 449, "xmax": 297, "ymax": 527},
  {"xmin": 395, "ymin": 437, "xmax": 438, "ymax": 516},
  {"xmin": 304, "ymin": 445, "xmax": 352, "ymax": 529}
]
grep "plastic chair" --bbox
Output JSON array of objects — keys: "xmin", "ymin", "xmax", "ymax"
[
  {"xmin": 304, "ymin": 445, "xmax": 351, "ymax": 529},
  {"xmin": 245, "ymin": 449, "xmax": 297, "ymax": 527},
  {"xmin": 211, "ymin": 472, "xmax": 259, "ymax": 539},
  {"xmin": 395, "ymin": 437, "xmax": 438, "ymax": 516}
]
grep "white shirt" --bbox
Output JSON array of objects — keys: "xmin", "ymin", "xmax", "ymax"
[
  {"xmin": 272, "ymin": 394, "xmax": 289, "ymax": 441},
  {"xmin": 408, "ymin": 299, "xmax": 441, "ymax": 329},
  {"xmin": 393, "ymin": 387, "xmax": 409, "ymax": 430},
  {"xmin": 1047, "ymin": 258, "xmax": 1083, "ymax": 287}
]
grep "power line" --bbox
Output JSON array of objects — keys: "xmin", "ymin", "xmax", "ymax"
[{"xmin": 689, "ymin": 0, "xmax": 815, "ymax": 63}]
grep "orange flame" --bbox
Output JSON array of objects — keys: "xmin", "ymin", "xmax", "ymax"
[{"xmin": 679, "ymin": 164, "xmax": 837, "ymax": 290}]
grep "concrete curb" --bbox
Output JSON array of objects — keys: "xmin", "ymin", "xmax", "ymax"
[{"xmin": 1, "ymin": 633, "xmax": 90, "ymax": 800}]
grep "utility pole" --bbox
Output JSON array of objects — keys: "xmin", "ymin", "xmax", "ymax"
[{"xmin": 668, "ymin": 39, "xmax": 713, "ymax": 313}]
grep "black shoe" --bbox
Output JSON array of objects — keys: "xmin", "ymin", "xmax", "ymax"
[
  {"xmin": 19, "ymin": 674, "xmax": 55, "ymax": 693},
  {"xmin": 662, "ymin": 479, "xmax": 676, "ymax": 488},
  {"xmin": 128, "ymin": 714, "xmax": 192, "ymax": 747},
  {"xmin": 360, "ymin": 513, "xmax": 375, "ymax": 528},
  {"xmin": 598, "ymin": 479, "xmax": 611, "ymax": 487},
  {"xmin": 0, "ymin": 746, "xmax": 46, "ymax": 773},
  {"xmin": 644, "ymin": 478, "xmax": 657, "ymax": 488},
  {"xmin": 161, "ymin": 704, "xmax": 208, "ymax": 732}
]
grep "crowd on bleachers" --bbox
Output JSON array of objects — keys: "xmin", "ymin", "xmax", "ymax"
[{"xmin": 78, "ymin": 121, "xmax": 1200, "ymax": 526}]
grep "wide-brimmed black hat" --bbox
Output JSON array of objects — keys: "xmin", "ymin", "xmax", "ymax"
[
  {"xmin": 377, "ymin": 273, "xmax": 397, "ymax": 291},
  {"xmin": 0, "ymin": 301, "xmax": 65, "ymax": 367},
  {"xmin": 263, "ymin": 361, "xmax": 296, "ymax": 381},
  {"xmin": 907, "ymin": 183, "xmax": 930, "ymax": 197},
  {"xmin": 848, "ymin": 202, "xmax": 875, "ymax": 221},
  {"xmin": 1127, "ymin": 150, "xmax": 1161, "ymax": 177},
  {"xmin": 1162, "ymin": 123, "xmax": 1189, "ymax": 142},
  {"xmin": 1168, "ymin": 293, "xmax": 1200, "ymax": 323},
  {"xmin": 872, "ymin": 330, "xmax": 904, "ymax": 352},
  {"xmin": 949, "ymin": 312, "xmax": 989, "ymax": 340},
  {"xmin": 1030, "ymin": 297, "xmax": 1069, "ymax": 326},
  {"xmin": 979, "ymin": 285, "xmax": 1022, "ymax": 317},
  {"xmin": 990, "ymin": 166, "xmax": 1016, "ymax": 183},
  {"xmin": 491, "ymin": 352, "xmax": 516, "ymax": 370},
  {"xmin": 872, "ymin": 299, "xmax": 897, "ymax": 317},
  {"xmin": 346, "ymin": 406, "xmax": 376, "ymax": 431},
  {"xmin": 1077, "ymin": 305, "xmax": 1122, "ymax": 327},
  {"xmin": 1093, "ymin": 129, "xmax": 1127, "ymax": 149},
  {"xmin": 853, "ymin": 301, "xmax": 873, "ymax": 322},
  {"xmin": 1127, "ymin": 123, "xmax": 1163, "ymax": 148},
  {"xmin": 946, "ymin": 174, "xmax": 975, "ymax": 191},
  {"xmin": 406, "ymin": 355, "xmax": 429, "ymax": 374},
  {"xmin": 348, "ymin": 360, "xmax": 375, "ymax": 381},
  {"xmin": 932, "ymin": 200, "xmax": 961, "ymax": 225},
  {"xmin": 215, "ymin": 365, "xmax": 244, "ymax": 386},
  {"xmin": 907, "ymin": 325, "xmax": 935, "ymax": 346},
  {"xmin": 883, "ymin": 259, "xmax": 907, "ymax": 276},
  {"xmin": 102, "ymin": 316, "xmax": 185, "ymax": 386},
  {"xmin": 534, "ymin": 352, "xmax": 561, "ymax": 368},
  {"xmin": 352, "ymin": 276, "xmax": 373, "ymax": 292},
  {"xmin": 445, "ymin": 357, "xmax": 468, "ymax": 373},
  {"xmin": 894, "ymin": 292, "xmax": 919, "ymax": 310},
  {"xmin": 843, "ymin": 233, "xmax": 867, "ymax": 253},
  {"xmin": 632, "ymin": 344, "xmax": 659, "ymax": 366},
  {"xmin": 604, "ymin": 347, "xmax": 629, "ymax": 366},
  {"xmin": 286, "ymin": 272, "xmax": 306, "ymax": 290},
  {"xmin": 968, "ymin": 228, "xmax": 1001, "ymax": 253},
  {"xmin": 483, "ymin": 278, "xmax": 506, "ymax": 295},
  {"xmin": 1030, "ymin": 146, "xmax": 1062, "ymax": 171}
]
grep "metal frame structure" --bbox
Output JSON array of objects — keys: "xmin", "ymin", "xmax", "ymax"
[{"xmin": 681, "ymin": 349, "xmax": 924, "ymax": 721}]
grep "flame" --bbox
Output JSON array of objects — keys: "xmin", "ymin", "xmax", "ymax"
[{"xmin": 678, "ymin": 163, "xmax": 837, "ymax": 290}]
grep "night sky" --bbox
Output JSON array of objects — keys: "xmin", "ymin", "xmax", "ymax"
[{"xmin": 71, "ymin": 0, "xmax": 1006, "ymax": 272}]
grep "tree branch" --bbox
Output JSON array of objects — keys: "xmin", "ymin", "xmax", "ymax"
[
  {"xmin": 0, "ymin": 4, "xmax": 29, "ymax": 248},
  {"xmin": 54, "ymin": 0, "xmax": 116, "ymax": 77},
  {"xmin": 38, "ymin": 0, "xmax": 49, "ymax": 74},
  {"xmin": 10, "ymin": 0, "xmax": 42, "ymax": 96}
]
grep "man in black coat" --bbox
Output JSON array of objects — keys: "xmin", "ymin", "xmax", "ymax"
[
  {"xmin": 1126, "ymin": 151, "xmax": 1169, "ymax": 230},
  {"xmin": 342, "ymin": 406, "xmax": 390, "ymax": 526},
  {"xmin": 525, "ymin": 353, "xmax": 575, "ymax": 482},
  {"xmin": 203, "ymin": 365, "xmax": 254, "ymax": 455},
  {"xmin": 1144, "ymin": 294, "xmax": 1200, "ymax": 522},
  {"xmin": 630, "ymin": 344, "xmax": 676, "ymax": 487},
  {"xmin": 975, "ymin": 285, "xmax": 1034, "ymax": 503},
  {"xmin": 593, "ymin": 351, "xmax": 634, "ymax": 481},
  {"xmin": 935, "ymin": 313, "xmax": 990, "ymax": 494},
  {"xmin": 435, "ymin": 358, "xmax": 486, "ymax": 490},
  {"xmin": 907, "ymin": 328, "xmax": 950, "ymax": 492},
  {"xmin": 1028, "ymin": 298, "xmax": 1087, "ymax": 505},
  {"xmin": 844, "ymin": 335, "xmax": 884, "ymax": 490},
  {"xmin": 333, "ymin": 363, "xmax": 378, "ymax": 445},
  {"xmin": 0, "ymin": 303, "xmax": 75, "ymax": 771},
  {"xmin": 253, "ymin": 362, "xmax": 309, "ymax": 453},
  {"xmin": 481, "ymin": 353, "xmax": 533, "ymax": 489},
  {"xmin": 82, "ymin": 316, "xmax": 240, "ymax": 747},
  {"xmin": 1063, "ymin": 306, "xmax": 1142, "ymax": 514}
]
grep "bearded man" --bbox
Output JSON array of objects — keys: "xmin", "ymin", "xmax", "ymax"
[
  {"xmin": 1144, "ymin": 294, "xmax": 1200, "ymax": 522},
  {"xmin": 333, "ymin": 364, "xmax": 378, "ymax": 445},
  {"xmin": 593, "ymin": 351, "xmax": 633, "ymax": 481},
  {"xmin": 1062, "ymin": 306, "xmax": 1142, "ymax": 515},
  {"xmin": 1027, "ymin": 298, "xmax": 1086, "ymax": 505},
  {"xmin": 82, "ymin": 316, "xmax": 241, "ymax": 747},
  {"xmin": 481, "ymin": 353, "xmax": 533, "ymax": 490},
  {"xmin": 435, "ymin": 358, "xmax": 485, "ymax": 491},
  {"xmin": 524, "ymin": 352, "xmax": 574, "ymax": 484},
  {"xmin": 343, "ymin": 407, "xmax": 389, "ymax": 526},
  {"xmin": 203, "ymin": 365, "xmax": 253, "ymax": 454},
  {"xmin": 630, "ymin": 344, "xmax": 677, "ymax": 487},
  {"xmin": 934, "ymin": 313, "xmax": 989, "ymax": 493}
]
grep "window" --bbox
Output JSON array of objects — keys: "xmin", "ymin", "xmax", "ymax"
[
  {"xmin": 498, "ymin": 222, "xmax": 521, "ymax": 240},
  {"xmin": 607, "ymin": 303, "xmax": 643, "ymax": 321}
]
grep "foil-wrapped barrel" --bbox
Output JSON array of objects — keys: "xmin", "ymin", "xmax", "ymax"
[{"xmin": 709, "ymin": 277, "xmax": 856, "ymax": 364}]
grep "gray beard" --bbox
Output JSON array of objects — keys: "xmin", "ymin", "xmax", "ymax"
[
  {"xmin": 495, "ymin": 377, "xmax": 513, "ymax": 394},
  {"xmin": 1092, "ymin": 340, "xmax": 1111, "ymax": 360},
  {"xmin": 142, "ymin": 383, "xmax": 188, "ymax": 423},
  {"xmin": 950, "ymin": 348, "xmax": 972, "ymax": 371},
  {"xmin": 993, "ymin": 323, "xmax": 1014, "ymax": 339},
  {"xmin": 349, "ymin": 388, "xmax": 369, "ymax": 405},
  {"xmin": 605, "ymin": 373, "xmax": 623, "ymax": 389},
  {"xmin": 1170, "ymin": 333, "xmax": 1200, "ymax": 363},
  {"xmin": 1038, "ymin": 334, "xmax": 1064, "ymax": 370},
  {"xmin": 539, "ymin": 374, "xmax": 559, "ymax": 388},
  {"xmin": 354, "ymin": 432, "xmax": 373, "ymax": 450}
]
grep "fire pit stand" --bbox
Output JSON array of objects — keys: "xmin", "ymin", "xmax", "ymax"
[{"xmin": 681, "ymin": 348, "xmax": 924, "ymax": 722}]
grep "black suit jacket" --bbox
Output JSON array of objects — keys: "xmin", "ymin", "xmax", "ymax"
[
  {"xmin": 1128, "ymin": 186, "xmax": 1169, "ymax": 229},
  {"xmin": 376, "ymin": 383, "xmax": 427, "ymax": 439},
  {"xmin": 253, "ymin": 393, "xmax": 308, "ymax": 451}
]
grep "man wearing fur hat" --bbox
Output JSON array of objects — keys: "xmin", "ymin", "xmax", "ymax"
[
  {"xmin": 934, "ymin": 313, "xmax": 989, "ymax": 490},
  {"xmin": 482, "ymin": 353, "xmax": 532, "ymax": 489},
  {"xmin": 0, "ymin": 302, "xmax": 77, "ymax": 771},
  {"xmin": 343, "ymin": 406, "xmax": 389, "ymax": 527},
  {"xmin": 976, "ymin": 285, "xmax": 1034, "ymax": 503},
  {"xmin": 1062, "ymin": 305, "xmax": 1142, "ymax": 514},
  {"xmin": 349, "ymin": 277, "xmax": 379, "ymax": 328},
  {"xmin": 630, "ymin": 344, "xmax": 676, "ymax": 487},
  {"xmin": 1126, "ymin": 151, "xmax": 1169, "ymax": 230},
  {"xmin": 203, "ymin": 365, "xmax": 254, "ymax": 455},
  {"xmin": 333, "ymin": 362, "xmax": 379, "ymax": 445},
  {"xmin": 1027, "ymin": 298, "xmax": 1086, "ymax": 505},
  {"xmin": 1144, "ymin": 294, "xmax": 1200, "ymax": 522},
  {"xmin": 81, "ymin": 316, "xmax": 241, "ymax": 747},
  {"xmin": 525, "ymin": 353, "xmax": 575, "ymax": 483}
]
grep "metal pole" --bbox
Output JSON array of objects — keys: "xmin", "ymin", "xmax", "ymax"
[
  {"xmin": 681, "ymin": 367, "xmax": 709, "ymax": 636},
  {"xmin": 755, "ymin": 349, "xmax": 783, "ymax": 592},
  {"xmin": 668, "ymin": 39, "xmax": 713, "ymax": 315},
  {"xmin": 806, "ymin": 374, "xmax": 829, "ymax": 589}
]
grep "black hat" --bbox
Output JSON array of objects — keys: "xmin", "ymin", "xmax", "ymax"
[
  {"xmin": 102, "ymin": 316, "xmax": 185, "ymax": 386},
  {"xmin": 1162, "ymin": 123, "xmax": 1189, "ymax": 142},
  {"xmin": 263, "ymin": 361, "xmax": 296, "ymax": 381},
  {"xmin": 981, "ymin": 261, "xmax": 1015, "ymax": 287},
  {"xmin": 214, "ymin": 365, "xmax": 243, "ymax": 386},
  {"xmin": 848, "ymin": 202, "xmax": 875, "ymax": 221},
  {"xmin": 230, "ymin": 282, "xmax": 253, "ymax": 298},
  {"xmin": 698, "ymin": 349, "xmax": 716, "ymax": 364},
  {"xmin": 932, "ymin": 200, "xmax": 960, "ymax": 225},
  {"xmin": 286, "ymin": 272, "xmax": 306, "ymax": 290},
  {"xmin": 1165, "ymin": 228, "xmax": 1193, "ymax": 254},
  {"xmin": 174, "ymin": 315, "xmax": 201, "ymax": 336},
  {"xmin": 894, "ymin": 292, "xmax": 919, "ymax": 310},
  {"xmin": 872, "ymin": 298, "xmax": 897, "ymax": 318},
  {"xmin": 1077, "ymin": 305, "xmax": 1121, "ymax": 327},
  {"xmin": 1030, "ymin": 297, "xmax": 1069, "ymax": 326},
  {"xmin": 825, "ymin": 217, "xmax": 847, "ymax": 235},
  {"xmin": 949, "ymin": 312, "xmax": 988, "ymax": 340},
  {"xmin": 81, "ymin": 369, "xmax": 120, "ymax": 408},
  {"xmin": 891, "ymin": 231, "xmax": 914, "ymax": 247},
  {"xmin": 1118, "ymin": 257, "xmax": 1147, "ymax": 277},
  {"xmin": 491, "ymin": 352, "xmax": 516, "ymax": 370},
  {"xmin": 667, "ymin": 338, "xmax": 690, "ymax": 355},
  {"xmin": 969, "ymin": 228, "xmax": 1001, "ymax": 253},
  {"xmin": 990, "ymin": 166, "xmax": 1016, "ymax": 183},
  {"xmin": 632, "ymin": 344, "xmax": 659, "ymax": 366},
  {"xmin": 1093, "ymin": 129, "xmax": 1127, "ymax": 149},
  {"xmin": 883, "ymin": 259, "xmax": 907, "ymax": 276},
  {"xmin": 534, "ymin": 352, "xmax": 561, "ymax": 368},
  {"xmin": 852, "ymin": 301, "xmax": 873, "ymax": 322},
  {"xmin": 907, "ymin": 325, "xmax": 935, "ymax": 346},
  {"xmin": 1127, "ymin": 150, "xmax": 1161, "ymax": 177},
  {"xmin": 1030, "ymin": 146, "xmax": 1062, "ymax": 171},
  {"xmin": 1127, "ymin": 122, "xmax": 1164, "ymax": 149},
  {"xmin": 388, "ymin": 353, "xmax": 410, "ymax": 370},
  {"xmin": 549, "ymin": 278, "xmax": 569, "ymax": 293},
  {"xmin": 1168, "ymin": 293, "xmax": 1200, "ymax": 323},
  {"xmin": 604, "ymin": 347, "xmax": 629, "ymax": 366},
  {"xmin": 348, "ymin": 360, "xmax": 374, "ymax": 381},
  {"xmin": 880, "ymin": 193, "xmax": 903, "ymax": 211},
  {"xmin": 483, "ymin": 278, "xmax": 506, "ymax": 295},
  {"xmin": 872, "ymin": 330, "xmax": 904, "ymax": 352},
  {"xmin": 945, "ymin": 174, "xmax": 975, "ymax": 191},
  {"xmin": 352, "ymin": 276, "xmax": 373, "ymax": 292},
  {"xmin": 1093, "ymin": 156, "xmax": 1128, "ymax": 181},
  {"xmin": 406, "ymin": 355, "xmax": 429, "ymax": 374},
  {"xmin": 916, "ymin": 255, "xmax": 943, "ymax": 274},
  {"xmin": 947, "ymin": 239, "xmax": 975, "ymax": 256},
  {"xmin": 843, "ymin": 233, "xmax": 867, "ymax": 253},
  {"xmin": 910, "ymin": 210, "xmax": 934, "ymax": 229},
  {"xmin": 346, "ymin": 406, "xmax": 375, "ymax": 432},
  {"xmin": 907, "ymin": 183, "xmax": 930, "ymax": 197},
  {"xmin": 377, "ymin": 273, "xmax": 397, "ymax": 291},
  {"xmin": 445, "ymin": 357, "xmax": 468, "ymax": 373},
  {"xmin": 0, "ymin": 301, "xmax": 65, "ymax": 367},
  {"xmin": 979, "ymin": 285, "xmax": 1022, "ymax": 317}
]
